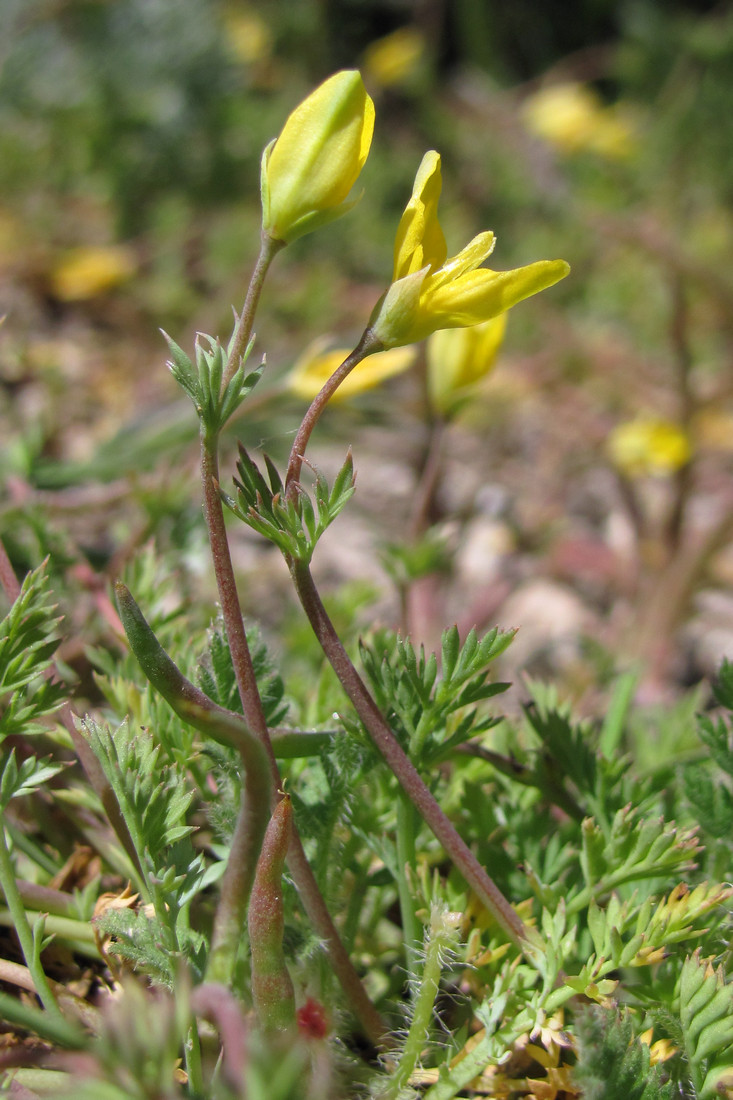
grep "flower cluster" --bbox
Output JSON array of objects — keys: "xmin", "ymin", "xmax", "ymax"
[{"xmin": 262, "ymin": 70, "xmax": 569, "ymax": 408}]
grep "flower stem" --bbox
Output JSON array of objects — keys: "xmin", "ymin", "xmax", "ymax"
[
  {"xmin": 201, "ymin": 436, "xmax": 275, "ymax": 760},
  {"xmin": 285, "ymin": 328, "xmax": 382, "ymax": 493},
  {"xmin": 201, "ymin": 433, "xmax": 386, "ymax": 1045},
  {"xmin": 223, "ymin": 234, "xmax": 283, "ymax": 391},
  {"xmin": 288, "ymin": 558, "xmax": 529, "ymax": 951}
]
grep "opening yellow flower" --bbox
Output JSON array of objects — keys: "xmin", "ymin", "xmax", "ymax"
[
  {"xmin": 261, "ymin": 71, "xmax": 375, "ymax": 244},
  {"xmin": 367, "ymin": 151, "xmax": 569, "ymax": 348},
  {"xmin": 288, "ymin": 339, "xmax": 416, "ymax": 402}
]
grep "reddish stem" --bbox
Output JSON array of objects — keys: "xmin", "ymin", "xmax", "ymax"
[
  {"xmin": 201, "ymin": 436, "xmax": 386, "ymax": 1046},
  {"xmin": 288, "ymin": 557, "xmax": 529, "ymax": 949},
  {"xmin": 285, "ymin": 328, "xmax": 381, "ymax": 495},
  {"xmin": 223, "ymin": 235, "xmax": 283, "ymax": 390}
]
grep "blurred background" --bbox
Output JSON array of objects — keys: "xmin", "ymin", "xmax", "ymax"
[{"xmin": 1, "ymin": 0, "xmax": 733, "ymax": 718}]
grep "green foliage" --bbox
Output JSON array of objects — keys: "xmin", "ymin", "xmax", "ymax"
[
  {"xmin": 359, "ymin": 625, "xmax": 513, "ymax": 763},
  {"xmin": 81, "ymin": 717, "xmax": 208, "ymax": 983},
  {"xmin": 81, "ymin": 718, "xmax": 195, "ymax": 864},
  {"xmin": 572, "ymin": 1006, "xmax": 674, "ymax": 1100},
  {"xmin": 685, "ymin": 660, "xmax": 733, "ymax": 839},
  {"xmin": 198, "ymin": 621, "xmax": 289, "ymax": 729},
  {"xmin": 0, "ymin": 750, "xmax": 64, "ymax": 813},
  {"xmin": 0, "ymin": 561, "xmax": 66, "ymax": 738},
  {"xmin": 576, "ymin": 807, "xmax": 700, "ymax": 904},
  {"xmin": 230, "ymin": 445, "xmax": 356, "ymax": 563},
  {"xmin": 165, "ymin": 327, "xmax": 264, "ymax": 437},
  {"xmin": 677, "ymin": 952, "xmax": 733, "ymax": 1099}
]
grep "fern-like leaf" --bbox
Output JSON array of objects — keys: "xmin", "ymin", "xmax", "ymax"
[
  {"xmin": 678, "ymin": 951, "xmax": 733, "ymax": 1098},
  {"xmin": 572, "ymin": 1006, "xmax": 675, "ymax": 1100},
  {"xmin": 0, "ymin": 561, "xmax": 66, "ymax": 738}
]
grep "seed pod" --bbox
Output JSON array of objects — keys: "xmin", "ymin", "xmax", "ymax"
[{"xmin": 248, "ymin": 795, "xmax": 296, "ymax": 1033}]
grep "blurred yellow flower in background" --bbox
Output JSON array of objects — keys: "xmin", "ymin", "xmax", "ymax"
[
  {"xmin": 221, "ymin": 6, "xmax": 273, "ymax": 65},
  {"xmin": 363, "ymin": 26, "xmax": 425, "ymax": 88},
  {"xmin": 288, "ymin": 339, "xmax": 416, "ymax": 401},
  {"xmin": 50, "ymin": 245, "xmax": 137, "ymax": 301},
  {"xmin": 608, "ymin": 417, "xmax": 692, "ymax": 477},
  {"xmin": 261, "ymin": 70, "xmax": 375, "ymax": 244},
  {"xmin": 426, "ymin": 314, "xmax": 507, "ymax": 417},
  {"xmin": 522, "ymin": 82, "xmax": 637, "ymax": 160}
]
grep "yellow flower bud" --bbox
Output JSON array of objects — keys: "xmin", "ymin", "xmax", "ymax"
[
  {"xmin": 288, "ymin": 338, "xmax": 416, "ymax": 401},
  {"xmin": 368, "ymin": 150, "xmax": 569, "ymax": 348},
  {"xmin": 426, "ymin": 313, "xmax": 507, "ymax": 417},
  {"xmin": 261, "ymin": 70, "xmax": 375, "ymax": 244}
]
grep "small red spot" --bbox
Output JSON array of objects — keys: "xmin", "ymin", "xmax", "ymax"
[{"xmin": 297, "ymin": 997, "xmax": 329, "ymax": 1039}]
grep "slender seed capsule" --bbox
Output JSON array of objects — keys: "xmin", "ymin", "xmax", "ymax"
[{"xmin": 248, "ymin": 795, "xmax": 296, "ymax": 1034}]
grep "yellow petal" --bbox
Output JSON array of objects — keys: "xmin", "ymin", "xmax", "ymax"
[
  {"xmin": 428, "ymin": 231, "xmax": 495, "ymax": 289},
  {"xmin": 393, "ymin": 150, "xmax": 447, "ymax": 279},
  {"xmin": 423, "ymin": 260, "xmax": 570, "ymax": 334},
  {"xmin": 522, "ymin": 82, "xmax": 637, "ymax": 160},
  {"xmin": 427, "ymin": 313, "xmax": 507, "ymax": 416},
  {"xmin": 608, "ymin": 418, "xmax": 692, "ymax": 477}
]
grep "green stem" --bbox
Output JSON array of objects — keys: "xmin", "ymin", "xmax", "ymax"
[
  {"xmin": 0, "ymin": 989, "xmax": 84, "ymax": 1049},
  {"xmin": 396, "ymin": 792, "xmax": 420, "ymax": 979},
  {"xmin": 285, "ymin": 328, "xmax": 382, "ymax": 493},
  {"xmin": 342, "ymin": 864, "xmax": 370, "ymax": 954},
  {"xmin": 379, "ymin": 909, "xmax": 458, "ymax": 1100},
  {"xmin": 288, "ymin": 559, "xmax": 529, "ymax": 953},
  {"xmin": 223, "ymin": 234, "xmax": 283, "ymax": 391},
  {"xmin": 0, "ymin": 908, "xmax": 100, "ymax": 959},
  {"xmin": 0, "ymin": 822, "xmax": 67, "ymax": 1026},
  {"xmin": 184, "ymin": 1019, "xmax": 203, "ymax": 1098}
]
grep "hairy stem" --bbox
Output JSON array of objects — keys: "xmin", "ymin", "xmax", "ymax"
[
  {"xmin": 378, "ymin": 908, "xmax": 459, "ymax": 1100},
  {"xmin": 289, "ymin": 558, "xmax": 529, "ymax": 950}
]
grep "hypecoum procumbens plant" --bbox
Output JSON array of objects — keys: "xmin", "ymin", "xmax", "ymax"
[{"xmin": 3, "ymin": 69, "xmax": 733, "ymax": 1100}]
